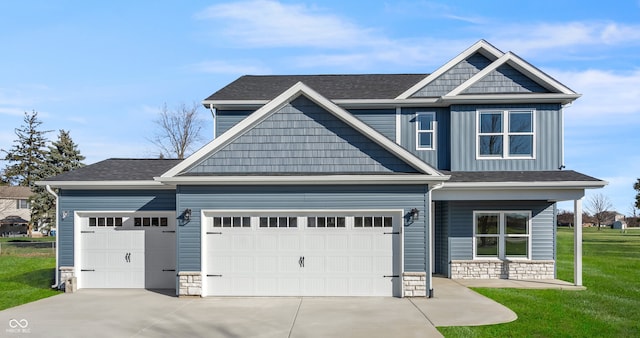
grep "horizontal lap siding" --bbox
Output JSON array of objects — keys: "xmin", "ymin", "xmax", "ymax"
[
  {"xmin": 216, "ymin": 110, "xmax": 254, "ymax": 135},
  {"xmin": 348, "ymin": 109, "xmax": 396, "ymax": 140},
  {"xmin": 57, "ymin": 189, "xmax": 176, "ymax": 267},
  {"xmin": 450, "ymin": 104, "xmax": 562, "ymax": 171},
  {"xmin": 177, "ymin": 185, "xmax": 428, "ymax": 272},
  {"xmin": 447, "ymin": 200, "xmax": 555, "ymax": 260}
]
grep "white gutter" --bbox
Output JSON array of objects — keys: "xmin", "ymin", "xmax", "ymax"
[
  {"xmin": 427, "ymin": 183, "xmax": 444, "ymax": 298},
  {"xmin": 208, "ymin": 104, "xmax": 217, "ymax": 139},
  {"xmin": 441, "ymin": 180, "xmax": 608, "ymax": 190},
  {"xmin": 156, "ymin": 174, "xmax": 450, "ymax": 185},
  {"xmin": 45, "ymin": 185, "xmax": 59, "ymax": 289}
]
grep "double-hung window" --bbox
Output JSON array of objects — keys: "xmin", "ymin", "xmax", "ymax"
[
  {"xmin": 477, "ymin": 110, "xmax": 534, "ymax": 158},
  {"xmin": 16, "ymin": 199, "xmax": 30, "ymax": 209},
  {"xmin": 474, "ymin": 211, "xmax": 531, "ymax": 259},
  {"xmin": 416, "ymin": 112, "xmax": 436, "ymax": 150}
]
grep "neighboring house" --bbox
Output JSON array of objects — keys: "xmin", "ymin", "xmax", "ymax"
[
  {"xmin": 0, "ymin": 186, "xmax": 32, "ymax": 236},
  {"xmin": 40, "ymin": 40, "xmax": 606, "ymax": 297}
]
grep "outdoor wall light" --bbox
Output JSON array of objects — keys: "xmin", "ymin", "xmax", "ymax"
[
  {"xmin": 409, "ymin": 208, "xmax": 420, "ymax": 222},
  {"xmin": 61, "ymin": 210, "xmax": 69, "ymax": 220},
  {"xmin": 183, "ymin": 209, "xmax": 192, "ymax": 222}
]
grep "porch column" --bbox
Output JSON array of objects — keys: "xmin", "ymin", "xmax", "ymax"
[{"xmin": 574, "ymin": 198, "xmax": 583, "ymax": 286}]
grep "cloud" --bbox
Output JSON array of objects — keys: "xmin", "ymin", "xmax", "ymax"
[
  {"xmin": 189, "ymin": 60, "xmax": 271, "ymax": 75},
  {"xmin": 488, "ymin": 21, "xmax": 640, "ymax": 56},
  {"xmin": 196, "ymin": 0, "xmax": 375, "ymax": 49},
  {"xmin": 551, "ymin": 68, "xmax": 640, "ymax": 125}
]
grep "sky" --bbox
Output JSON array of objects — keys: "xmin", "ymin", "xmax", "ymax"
[{"xmin": 0, "ymin": 0, "xmax": 639, "ymax": 214}]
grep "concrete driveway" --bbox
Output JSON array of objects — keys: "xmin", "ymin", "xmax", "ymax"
[{"xmin": 0, "ymin": 279, "xmax": 515, "ymax": 338}]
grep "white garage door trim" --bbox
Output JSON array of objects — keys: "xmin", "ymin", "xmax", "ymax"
[
  {"xmin": 75, "ymin": 211, "xmax": 176, "ymax": 289},
  {"xmin": 201, "ymin": 209, "xmax": 403, "ymax": 297}
]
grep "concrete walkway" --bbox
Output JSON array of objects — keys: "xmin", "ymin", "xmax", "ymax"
[
  {"xmin": 454, "ymin": 278, "xmax": 586, "ymax": 290},
  {"xmin": 0, "ymin": 278, "xmax": 517, "ymax": 338}
]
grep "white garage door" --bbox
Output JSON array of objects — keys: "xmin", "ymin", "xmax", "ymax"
[
  {"xmin": 204, "ymin": 212, "xmax": 401, "ymax": 297},
  {"xmin": 79, "ymin": 212, "xmax": 176, "ymax": 289}
]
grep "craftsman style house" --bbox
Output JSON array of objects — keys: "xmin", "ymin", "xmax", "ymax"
[{"xmin": 41, "ymin": 40, "xmax": 605, "ymax": 297}]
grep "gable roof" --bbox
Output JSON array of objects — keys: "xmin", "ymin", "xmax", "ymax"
[
  {"xmin": 162, "ymin": 82, "xmax": 449, "ymax": 185},
  {"xmin": 0, "ymin": 186, "xmax": 32, "ymax": 199},
  {"xmin": 204, "ymin": 74, "xmax": 428, "ymax": 103}
]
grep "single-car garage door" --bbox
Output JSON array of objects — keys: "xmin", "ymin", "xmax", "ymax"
[
  {"xmin": 79, "ymin": 212, "xmax": 176, "ymax": 289},
  {"xmin": 203, "ymin": 211, "xmax": 401, "ymax": 297}
]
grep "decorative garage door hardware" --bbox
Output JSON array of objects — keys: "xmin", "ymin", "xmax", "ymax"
[
  {"xmin": 124, "ymin": 252, "xmax": 131, "ymax": 263},
  {"xmin": 81, "ymin": 230, "xmax": 94, "ymax": 233},
  {"xmin": 384, "ymin": 275, "xmax": 399, "ymax": 278},
  {"xmin": 384, "ymin": 231, "xmax": 400, "ymax": 234},
  {"xmin": 207, "ymin": 274, "xmax": 223, "ymax": 277},
  {"xmin": 206, "ymin": 231, "xmax": 222, "ymax": 234},
  {"xmin": 162, "ymin": 230, "xmax": 176, "ymax": 233},
  {"xmin": 162, "ymin": 269, "xmax": 175, "ymax": 272},
  {"xmin": 298, "ymin": 256, "xmax": 305, "ymax": 268},
  {"xmin": 81, "ymin": 269, "xmax": 95, "ymax": 272}
]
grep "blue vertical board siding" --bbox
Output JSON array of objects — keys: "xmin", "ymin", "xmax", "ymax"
[
  {"xmin": 347, "ymin": 109, "xmax": 396, "ymax": 140},
  {"xmin": 57, "ymin": 189, "xmax": 176, "ymax": 267},
  {"xmin": 445, "ymin": 200, "xmax": 555, "ymax": 260},
  {"xmin": 177, "ymin": 184, "xmax": 429, "ymax": 272},
  {"xmin": 400, "ymin": 107, "xmax": 450, "ymax": 170},
  {"xmin": 189, "ymin": 97, "xmax": 418, "ymax": 174},
  {"xmin": 450, "ymin": 104, "xmax": 562, "ymax": 171},
  {"xmin": 216, "ymin": 110, "xmax": 254, "ymax": 135}
]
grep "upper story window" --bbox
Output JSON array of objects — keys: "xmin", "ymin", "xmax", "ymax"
[
  {"xmin": 474, "ymin": 211, "xmax": 531, "ymax": 259},
  {"xmin": 16, "ymin": 199, "xmax": 30, "ymax": 209},
  {"xmin": 477, "ymin": 110, "xmax": 534, "ymax": 159},
  {"xmin": 416, "ymin": 112, "xmax": 436, "ymax": 150}
]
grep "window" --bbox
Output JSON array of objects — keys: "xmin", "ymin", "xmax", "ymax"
[
  {"xmin": 474, "ymin": 211, "xmax": 531, "ymax": 259},
  {"xmin": 307, "ymin": 216, "xmax": 345, "ymax": 228},
  {"xmin": 416, "ymin": 112, "xmax": 436, "ymax": 150},
  {"xmin": 212, "ymin": 216, "xmax": 251, "ymax": 228},
  {"xmin": 89, "ymin": 217, "xmax": 123, "ymax": 227},
  {"xmin": 353, "ymin": 216, "xmax": 392, "ymax": 228},
  {"xmin": 134, "ymin": 217, "xmax": 169, "ymax": 227},
  {"xmin": 259, "ymin": 216, "xmax": 297, "ymax": 228},
  {"xmin": 478, "ymin": 110, "xmax": 534, "ymax": 158},
  {"xmin": 16, "ymin": 199, "xmax": 30, "ymax": 209}
]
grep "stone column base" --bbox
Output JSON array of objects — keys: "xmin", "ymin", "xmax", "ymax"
[
  {"xmin": 59, "ymin": 266, "xmax": 76, "ymax": 293},
  {"xmin": 402, "ymin": 272, "xmax": 427, "ymax": 297},
  {"xmin": 178, "ymin": 271, "xmax": 202, "ymax": 297}
]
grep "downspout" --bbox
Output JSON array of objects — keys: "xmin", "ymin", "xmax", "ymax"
[
  {"xmin": 209, "ymin": 104, "xmax": 217, "ymax": 139},
  {"xmin": 45, "ymin": 185, "xmax": 60, "ymax": 289},
  {"xmin": 427, "ymin": 182, "xmax": 444, "ymax": 298}
]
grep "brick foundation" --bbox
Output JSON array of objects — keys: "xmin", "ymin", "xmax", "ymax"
[
  {"xmin": 402, "ymin": 272, "xmax": 427, "ymax": 297},
  {"xmin": 450, "ymin": 260, "xmax": 555, "ymax": 279},
  {"xmin": 178, "ymin": 271, "xmax": 202, "ymax": 296}
]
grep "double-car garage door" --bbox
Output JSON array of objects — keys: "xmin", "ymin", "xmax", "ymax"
[
  {"xmin": 203, "ymin": 211, "xmax": 401, "ymax": 297},
  {"xmin": 79, "ymin": 212, "xmax": 176, "ymax": 289}
]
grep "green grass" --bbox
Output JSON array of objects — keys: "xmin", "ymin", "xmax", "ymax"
[
  {"xmin": 439, "ymin": 227, "xmax": 640, "ymax": 337},
  {"xmin": 0, "ymin": 241, "xmax": 59, "ymax": 310}
]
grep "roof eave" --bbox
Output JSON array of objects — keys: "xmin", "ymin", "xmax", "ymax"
[
  {"xmin": 36, "ymin": 180, "xmax": 174, "ymax": 190},
  {"xmin": 156, "ymin": 174, "xmax": 451, "ymax": 186},
  {"xmin": 441, "ymin": 93, "xmax": 581, "ymax": 105},
  {"xmin": 442, "ymin": 180, "xmax": 608, "ymax": 190}
]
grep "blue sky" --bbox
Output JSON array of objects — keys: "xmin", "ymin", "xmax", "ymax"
[{"xmin": 1, "ymin": 1, "xmax": 639, "ymax": 214}]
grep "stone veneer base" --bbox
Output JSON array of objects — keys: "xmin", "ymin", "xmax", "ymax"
[
  {"xmin": 450, "ymin": 260, "xmax": 555, "ymax": 280},
  {"xmin": 178, "ymin": 271, "xmax": 202, "ymax": 297},
  {"xmin": 402, "ymin": 272, "xmax": 427, "ymax": 297}
]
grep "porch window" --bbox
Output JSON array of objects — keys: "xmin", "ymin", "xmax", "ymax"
[
  {"xmin": 416, "ymin": 112, "xmax": 436, "ymax": 150},
  {"xmin": 477, "ymin": 110, "xmax": 534, "ymax": 158},
  {"xmin": 474, "ymin": 211, "xmax": 531, "ymax": 259}
]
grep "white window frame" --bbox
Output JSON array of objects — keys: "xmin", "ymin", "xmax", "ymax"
[
  {"xmin": 415, "ymin": 112, "xmax": 436, "ymax": 150},
  {"xmin": 472, "ymin": 210, "xmax": 532, "ymax": 260},
  {"xmin": 476, "ymin": 109, "xmax": 536, "ymax": 159},
  {"xmin": 16, "ymin": 199, "xmax": 30, "ymax": 209}
]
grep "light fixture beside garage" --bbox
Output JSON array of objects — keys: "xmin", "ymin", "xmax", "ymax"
[
  {"xmin": 183, "ymin": 209, "xmax": 192, "ymax": 222},
  {"xmin": 409, "ymin": 208, "xmax": 420, "ymax": 222},
  {"xmin": 61, "ymin": 210, "xmax": 69, "ymax": 220}
]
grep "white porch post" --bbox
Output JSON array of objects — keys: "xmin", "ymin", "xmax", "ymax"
[{"xmin": 574, "ymin": 198, "xmax": 583, "ymax": 286}]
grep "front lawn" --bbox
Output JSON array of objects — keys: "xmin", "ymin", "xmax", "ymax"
[
  {"xmin": 0, "ymin": 240, "xmax": 59, "ymax": 310},
  {"xmin": 439, "ymin": 227, "xmax": 640, "ymax": 337}
]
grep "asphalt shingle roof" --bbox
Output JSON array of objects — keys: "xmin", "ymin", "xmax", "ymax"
[
  {"xmin": 0, "ymin": 186, "xmax": 32, "ymax": 198},
  {"xmin": 44, "ymin": 159, "xmax": 182, "ymax": 181},
  {"xmin": 441, "ymin": 170, "xmax": 602, "ymax": 183},
  {"xmin": 205, "ymin": 74, "xmax": 429, "ymax": 101}
]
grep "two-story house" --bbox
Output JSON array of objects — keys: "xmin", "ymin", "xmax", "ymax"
[
  {"xmin": 40, "ymin": 40, "xmax": 605, "ymax": 297},
  {"xmin": 0, "ymin": 186, "xmax": 32, "ymax": 236}
]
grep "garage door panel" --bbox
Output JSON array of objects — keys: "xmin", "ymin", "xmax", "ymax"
[{"xmin": 205, "ymin": 213, "xmax": 398, "ymax": 297}]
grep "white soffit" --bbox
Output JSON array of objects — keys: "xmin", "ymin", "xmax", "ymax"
[{"xmin": 395, "ymin": 40, "xmax": 504, "ymax": 99}]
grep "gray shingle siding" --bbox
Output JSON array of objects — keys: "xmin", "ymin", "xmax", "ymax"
[
  {"xmin": 412, "ymin": 53, "xmax": 492, "ymax": 97},
  {"xmin": 176, "ymin": 184, "xmax": 429, "ymax": 273},
  {"xmin": 187, "ymin": 96, "xmax": 418, "ymax": 174},
  {"xmin": 444, "ymin": 200, "xmax": 555, "ymax": 261},
  {"xmin": 463, "ymin": 64, "xmax": 549, "ymax": 94},
  {"xmin": 450, "ymin": 104, "xmax": 562, "ymax": 171},
  {"xmin": 57, "ymin": 189, "xmax": 176, "ymax": 267}
]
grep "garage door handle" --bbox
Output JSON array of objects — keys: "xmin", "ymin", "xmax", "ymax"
[
  {"xmin": 383, "ymin": 275, "xmax": 399, "ymax": 278},
  {"xmin": 81, "ymin": 269, "xmax": 95, "ymax": 272},
  {"xmin": 384, "ymin": 232, "xmax": 400, "ymax": 235},
  {"xmin": 162, "ymin": 269, "xmax": 175, "ymax": 272},
  {"xmin": 299, "ymin": 256, "xmax": 304, "ymax": 268}
]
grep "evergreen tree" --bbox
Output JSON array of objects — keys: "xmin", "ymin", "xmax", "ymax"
[
  {"xmin": 2, "ymin": 111, "xmax": 51, "ymax": 187},
  {"xmin": 32, "ymin": 130, "xmax": 86, "ymax": 227}
]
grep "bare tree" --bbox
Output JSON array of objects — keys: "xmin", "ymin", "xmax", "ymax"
[
  {"xmin": 586, "ymin": 193, "xmax": 613, "ymax": 230},
  {"xmin": 149, "ymin": 102, "xmax": 204, "ymax": 159}
]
